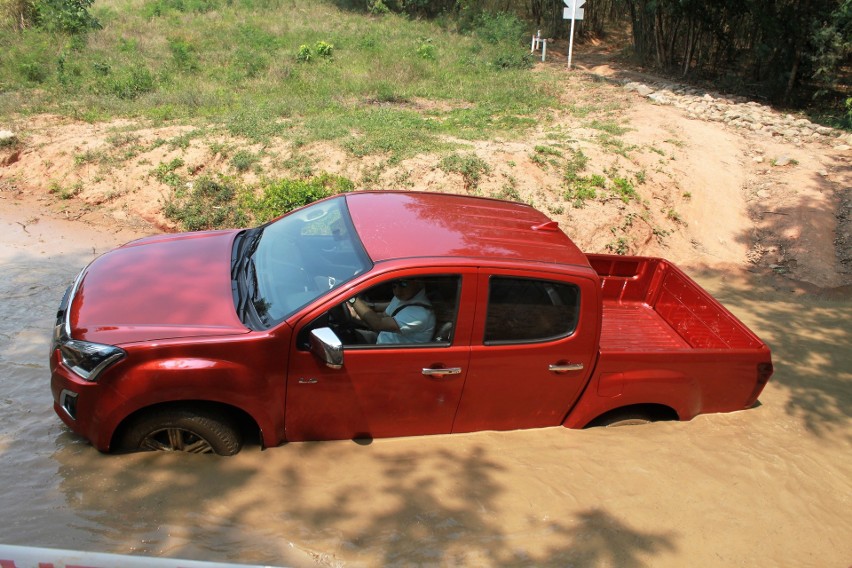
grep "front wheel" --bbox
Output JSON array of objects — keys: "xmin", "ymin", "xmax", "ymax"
[{"xmin": 119, "ymin": 407, "xmax": 243, "ymax": 456}]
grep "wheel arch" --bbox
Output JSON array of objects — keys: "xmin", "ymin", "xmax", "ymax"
[
  {"xmin": 109, "ymin": 400, "xmax": 262, "ymax": 452},
  {"xmin": 583, "ymin": 403, "xmax": 680, "ymax": 428}
]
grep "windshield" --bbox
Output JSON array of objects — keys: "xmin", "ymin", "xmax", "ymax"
[{"xmin": 233, "ymin": 196, "xmax": 371, "ymax": 329}]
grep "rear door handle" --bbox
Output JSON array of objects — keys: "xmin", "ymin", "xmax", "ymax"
[
  {"xmin": 549, "ymin": 363, "xmax": 584, "ymax": 372},
  {"xmin": 422, "ymin": 367, "xmax": 462, "ymax": 377}
]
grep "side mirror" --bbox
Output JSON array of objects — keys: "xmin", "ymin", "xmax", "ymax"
[{"xmin": 309, "ymin": 327, "xmax": 344, "ymax": 369}]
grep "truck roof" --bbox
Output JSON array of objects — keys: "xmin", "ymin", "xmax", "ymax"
[{"xmin": 345, "ymin": 191, "xmax": 590, "ymax": 268}]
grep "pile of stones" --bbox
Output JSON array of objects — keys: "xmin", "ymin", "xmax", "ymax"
[{"xmin": 622, "ymin": 81, "xmax": 852, "ymax": 149}]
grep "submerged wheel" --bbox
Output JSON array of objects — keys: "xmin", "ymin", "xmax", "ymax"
[
  {"xmin": 605, "ymin": 415, "xmax": 651, "ymax": 427},
  {"xmin": 120, "ymin": 407, "xmax": 243, "ymax": 456}
]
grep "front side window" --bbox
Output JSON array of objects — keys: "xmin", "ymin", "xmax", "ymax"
[
  {"xmin": 299, "ymin": 275, "xmax": 461, "ymax": 348},
  {"xmin": 484, "ymin": 276, "xmax": 579, "ymax": 344}
]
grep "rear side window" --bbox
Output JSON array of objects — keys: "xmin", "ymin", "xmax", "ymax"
[{"xmin": 484, "ymin": 277, "xmax": 580, "ymax": 344}]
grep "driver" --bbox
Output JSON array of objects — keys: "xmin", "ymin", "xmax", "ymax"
[{"xmin": 348, "ymin": 279, "xmax": 435, "ymax": 344}]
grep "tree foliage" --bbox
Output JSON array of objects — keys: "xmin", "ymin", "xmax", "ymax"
[
  {"xmin": 341, "ymin": 0, "xmax": 850, "ymax": 105},
  {"xmin": 621, "ymin": 0, "xmax": 851, "ymax": 103},
  {"xmin": 2, "ymin": 0, "xmax": 100, "ymax": 33}
]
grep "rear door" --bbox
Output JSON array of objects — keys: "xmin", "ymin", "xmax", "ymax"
[{"xmin": 452, "ymin": 268, "xmax": 599, "ymax": 433}]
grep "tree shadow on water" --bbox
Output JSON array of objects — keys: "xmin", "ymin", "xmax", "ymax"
[
  {"xmin": 272, "ymin": 444, "xmax": 678, "ymax": 567},
  {"xmin": 687, "ymin": 264, "xmax": 851, "ymax": 438}
]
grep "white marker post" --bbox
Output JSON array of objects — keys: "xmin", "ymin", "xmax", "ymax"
[{"xmin": 563, "ymin": 0, "xmax": 586, "ymax": 69}]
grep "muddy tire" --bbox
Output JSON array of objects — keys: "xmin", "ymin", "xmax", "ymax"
[
  {"xmin": 600, "ymin": 411, "xmax": 653, "ymax": 428},
  {"xmin": 120, "ymin": 407, "xmax": 243, "ymax": 455}
]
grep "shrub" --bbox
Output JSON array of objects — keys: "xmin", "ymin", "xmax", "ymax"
[
  {"xmin": 246, "ymin": 173, "xmax": 354, "ymax": 223},
  {"xmin": 101, "ymin": 64, "xmax": 156, "ymax": 100},
  {"xmin": 33, "ymin": 0, "xmax": 101, "ymax": 34},
  {"xmin": 314, "ymin": 41, "xmax": 333, "ymax": 58},
  {"xmin": 439, "ymin": 152, "xmax": 490, "ymax": 191},
  {"xmin": 164, "ymin": 176, "xmax": 248, "ymax": 231},
  {"xmin": 296, "ymin": 44, "xmax": 312, "ymax": 62}
]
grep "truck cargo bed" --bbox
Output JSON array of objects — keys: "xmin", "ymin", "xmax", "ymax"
[{"xmin": 588, "ymin": 254, "xmax": 765, "ymax": 353}]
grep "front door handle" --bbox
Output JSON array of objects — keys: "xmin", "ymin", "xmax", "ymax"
[
  {"xmin": 549, "ymin": 363, "xmax": 584, "ymax": 372},
  {"xmin": 422, "ymin": 367, "xmax": 462, "ymax": 377}
]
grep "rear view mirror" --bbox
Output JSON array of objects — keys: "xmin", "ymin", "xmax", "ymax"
[{"xmin": 310, "ymin": 327, "xmax": 344, "ymax": 369}]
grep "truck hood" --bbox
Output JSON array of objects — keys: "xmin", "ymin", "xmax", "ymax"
[{"xmin": 70, "ymin": 230, "xmax": 250, "ymax": 345}]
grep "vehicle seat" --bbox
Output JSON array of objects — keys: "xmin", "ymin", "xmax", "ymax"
[{"xmin": 433, "ymin": 321, "xmax": 453, "ymax": 343}]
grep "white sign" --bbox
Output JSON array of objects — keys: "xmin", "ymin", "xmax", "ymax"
[
  {"xmin": 563, "ymin": 0, "xmax": 585, "ymax": 20},
  {"xmin": 564, "ymin": 0, "xmax": 586, "ymax": 69}
]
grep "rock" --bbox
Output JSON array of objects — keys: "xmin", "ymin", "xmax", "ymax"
[
  {"xmin": 648, "ymin": 91, "xmax": 670, "ymax": 104},
  {"xmin": 757, "ymin": 190, "xmax": 770, "ymax": 198},
  {"xmin": 847, "ymin": 134, "xmax": 852, "ymax": 145},
  {"xmin": 816, "ymin": 126, "xmax": 833, "ymax": 136},
  {"xmin": 753, "ymin": 156, "xmax": 765, "ymax": 163},
  {"xmin": 773, "ymin": 156, "xmax": 792, "ymax": 166},
  {"xmin": 834, "ymin": 145, "xmax": 851, "ymax": 151},
  {"xmin": 0, "ymin": 130, "xmax": 17, "ymax": 148},
  {"xmin": 636, "ymin": 84, "xmax": 654, "ymax": 96}
]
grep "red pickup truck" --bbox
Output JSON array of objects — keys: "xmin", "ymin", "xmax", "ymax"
[{"xmin": 50, "ymin": 192, "xmax": 773, "ymax": 455}]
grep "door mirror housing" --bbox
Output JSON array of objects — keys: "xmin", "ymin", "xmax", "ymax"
[{"xmin": 310, "ymin": 327, "xmax": 344, "ymax": 369}]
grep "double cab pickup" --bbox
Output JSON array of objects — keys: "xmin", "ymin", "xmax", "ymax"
[{"xmin": 50, "ymin": 191, "xmax": 773, "ymax": 454}]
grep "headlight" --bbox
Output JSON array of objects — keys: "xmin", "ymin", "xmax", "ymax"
[{"xmin": 59, "ymin": 339, "xmax": 126, "ymax": 382}]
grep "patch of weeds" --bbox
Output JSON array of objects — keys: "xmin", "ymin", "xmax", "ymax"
[
  {"xmin": 296, "ymin": 41, "xmax": 334, "ymax": 63},
  {"xmin": 231, "ymin": 150, "xmax": 261, "ymax": 173},
  {"xmin": 168, "ymin": 37, "xmax": 199, "ymax": 72},
  {"xmin": 635, "ymin": 169, "xmax": 647, "ymax": 184},
  {"xmin": 653, "ymin": 227, "xmax": 672, "ymax": 242},
  {"xmin": 439, "ymin": 152, "xmax": 490, "ymax": 191},
  {"xmin": 563, "ymin": 149, "xmax": 589, "ymax": 182},
  {"xmin": 73, "ymin": 150, "xmax": 102, "ymax": 167},
  {"xmin": 100, "ymin": 64, "xmax": 156, "ymax": 100},
  {"xmin": 605, "ymin": 237, "xmax": 630, "ymax": 255},
  {"xmin": 612, "ymin": 177, "xmax": 637, "ymax": 203},
  {"xmin": 107, "ymin": 132, "xmax": 141, "ymax": 148},
  {"xmin": 666, "ymin": 208, "xmax": 685, "ymax": 224},
  {"xmin": 564, "ymin": 174, "xmax": 605, "ymax": 208},
  {"xmin": 282, "ymin": 153, "xmax": 315, "ymax": 178},
  {"xmin": 597, "ymin": 133, "xmax": 636, "ymax": 157},
  {"xmin": 531, "ymin": 145, "xmax": 563, "ymax": 170},
  {"xmin": 648, "ymin": 145, "xmax": 666, "ymax": 156},
  {"xmin": 665, "ymin": 138, "xmax": 685, "ymax": 148},
  {"xmin": 417, "ymin": 39, "xmax": 436, "ymax": 60},
  {"xmin": 547, "ymin": 203, "xmax": 565, "ymax": 215},
  {"xmin": 493, "ymin": 177, "xmax": 520, "ymax": 201},
  {"xmin": 151, "ymin": 158, "xmax": 185, "ymax": 188},
  {"xmin": 682, "ymin": 191, "xmax": 692, "ymax": 200},
  {"xmin": 245, "ymin": 173, "xmax": 354, "ymax": 224},
  {"xmin": 208, "ymin": 141, "xmax": 230, "ymax": 158},
  {"xmin": 168, "ymin": 129, "xmax": 204, "ymax": 150},
  {"xmin": 48, "ymin": 180, "xmax": 83, "ymax": 200},
  {"xmin": 165, "ymin": 175, "xmax": 248, "ymax": 231},
  {"xmin": 588, "ymin": 120, "xmax": 630, "ymax": 135}
]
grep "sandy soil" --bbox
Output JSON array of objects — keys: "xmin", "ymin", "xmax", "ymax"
[{"xmin": 0, "ymin": 42, "xmax": 850, "ymax": 568}]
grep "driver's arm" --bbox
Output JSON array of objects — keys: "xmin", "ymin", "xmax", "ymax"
[{"xmin": 350, "ymin": 297, "xmax": 400, "ymax": 333}]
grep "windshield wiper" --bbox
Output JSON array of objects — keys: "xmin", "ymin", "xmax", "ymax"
[{"xmin": 233, "ymin": 229, "xmax": 264, "ymax": 327}]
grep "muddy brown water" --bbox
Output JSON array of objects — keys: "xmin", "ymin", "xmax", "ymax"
[{"xmin": 1, "ymin": 203, "xmax": 850, "ymax": 567}]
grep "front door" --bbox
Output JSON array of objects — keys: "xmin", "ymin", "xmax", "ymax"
[
  {"xmin": 452, "ymin": 269, "xmax": 599, "ymax": 433},
  {"xmin": 284, "ymin": 271, "xmax": 476, "ymax": 442}
]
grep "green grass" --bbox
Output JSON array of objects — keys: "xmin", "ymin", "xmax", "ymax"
[{"xmin": 0, "ymin": 0, "xmax": 558, "ymax": 161}]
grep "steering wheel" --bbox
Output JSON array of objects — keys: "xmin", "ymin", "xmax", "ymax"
[{"xmin": 328, "ymin": 300, "xmax": 354, "ymax": 328}]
